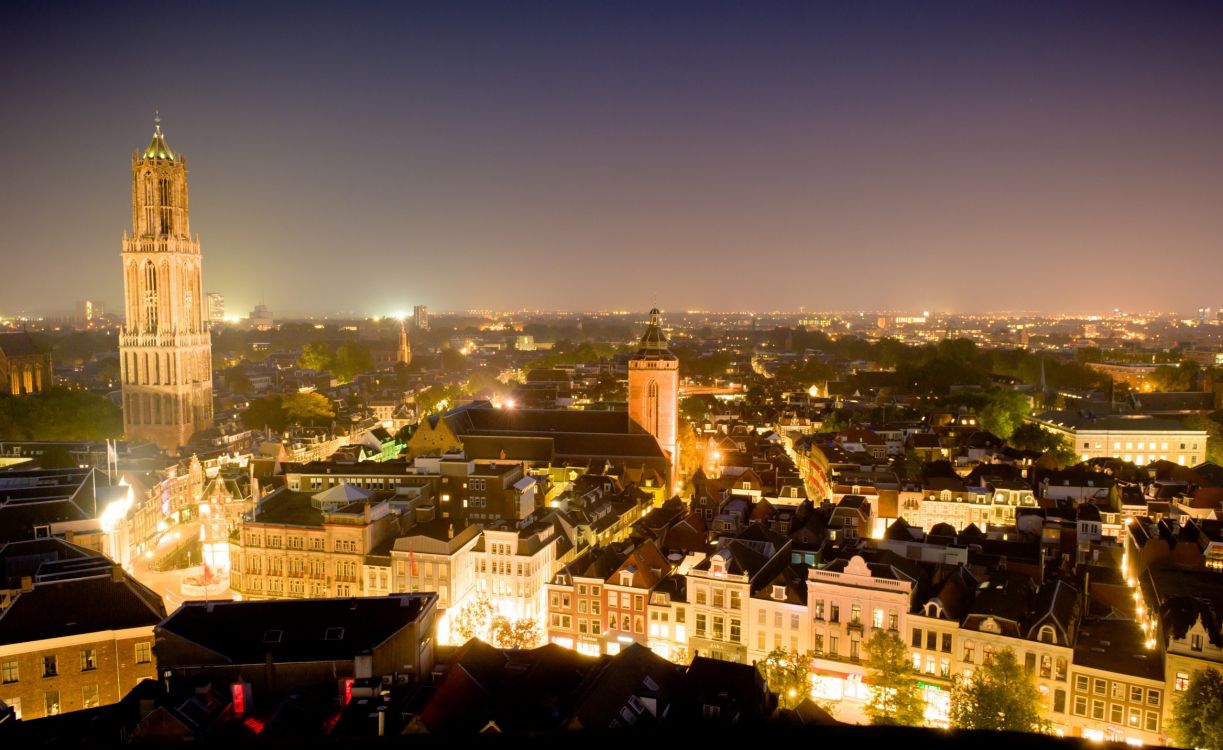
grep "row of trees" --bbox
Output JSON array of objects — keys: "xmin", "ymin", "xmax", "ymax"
[
  {"xmin": 0, "ymin": 388, "xmax": 123, "ymax": 441},
  {"xmin": 768, "ymin": 336, "xmax": 1111, "ymax": 396},
  {"xmin": 299, "ymin": 341, "xmax": 375, "ymax": 383},
  {"xmin": 239, "ymin": 392, "xmax": 335, "ymax": 432}
]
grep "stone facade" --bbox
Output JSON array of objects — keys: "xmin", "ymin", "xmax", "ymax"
[{"xmin": 119, "ymin": 116, "xmax": 213, "ymax": 452}]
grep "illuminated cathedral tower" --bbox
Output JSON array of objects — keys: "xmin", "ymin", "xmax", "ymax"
[
  {"xmin": 398, "ymin": 318, "xmax": 412, "ymax": 366},
  {"xmin": 119, "ymin": 114, "xmax": 213, "ymax": 452},
  {"xmin": 628, "ymin": 308, "xmax": 679, "ymax": 491}
]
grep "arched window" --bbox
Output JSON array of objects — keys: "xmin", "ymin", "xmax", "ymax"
[
  {"xmin": 142, "ymin": 261, "xmax": 158, "ymax": 331},
  {"xmin": 158, "ymin": 177, "xmax": 173, "ymax": 235},
  {"xmin": 646, "ymin": 379, "xmax": 659, "ymax": 435}
]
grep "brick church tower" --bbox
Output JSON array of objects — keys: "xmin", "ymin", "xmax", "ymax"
[
  {"xmin": 119, "ymin": 114, "xmax": 213, "ymax": 452},
  {"xmin": 628, "ymin": 308, "xmax": 679, "ymax": 492}
]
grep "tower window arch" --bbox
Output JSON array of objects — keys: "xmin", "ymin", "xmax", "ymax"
[
  {"xmin": 142, "ymin": 261, "xmax": 158, "ymax": 331},
  {"xmin": 647, "ymin": 379, "xmax": 659, "ymax": 436}
]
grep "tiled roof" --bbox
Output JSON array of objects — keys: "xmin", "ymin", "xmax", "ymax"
[{"xmin": 157, "ymin": 594, "xmax": 434, "ymax": 665}]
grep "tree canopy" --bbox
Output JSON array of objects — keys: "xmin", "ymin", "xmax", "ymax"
[
  {"xmin": 864, "ymin": 630, "xmax": 926, "ymax": 726},
  {"xmin": 299, "ymin": 341, "xmax": 333, "ymax": 372},
  {"xmin": 240, "ymin": 395, "xmax": 288, "ymax": 433},
  {"xmin": 1172, "ymin": 668, "xmax": 1223, "ymax": 750},
  {"xmin": 296, "ymin": 341, "xmax": 374, "ymax": 383},
  {"xmin": 757, "ymin": 648, "xmax": 812, "ymax": 709},
  {"xmin": 282, "ymin": 392, "xmax": 335, "ymax": 425},
  {"xmin": 949, "ymin": 648, "xmax": 1046, "ymax": 732},
  {"xmin": 979, "ymin": 390, "xmax": 1033, "ymax": 440},
  {"xmin": 0, "ymin": 388, "xmax": 123, "ymax": 441}
]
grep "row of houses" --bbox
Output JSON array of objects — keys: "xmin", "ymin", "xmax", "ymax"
[{"xmin": 540, "ymin": 492, "xmax": 1182, "ymax": 744}]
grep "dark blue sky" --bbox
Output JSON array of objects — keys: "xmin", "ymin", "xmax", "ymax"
[{"xmin": 3, "ymin": 1, "xmax": 1223, "ymax": 316}]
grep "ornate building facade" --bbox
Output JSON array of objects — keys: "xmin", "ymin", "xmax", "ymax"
[
  {"xmin": 628, "ymin": 308, "xmax": 679, "ymax": 491},
  {"xmin": 119, "ymin": 116, "xmax": 213, "ymax": 452}
]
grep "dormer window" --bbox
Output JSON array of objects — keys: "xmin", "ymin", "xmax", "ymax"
[
  {"xmin": 772, "ymin": 585, "xmax": 786, "ymax": 601},
  {"xmin": 1038, "ymin": 625, "xmax": 1056, "ymax": 644},
  {"xmin": 620, "ymin": 571, "xmax": 633, "ymax": 586}
]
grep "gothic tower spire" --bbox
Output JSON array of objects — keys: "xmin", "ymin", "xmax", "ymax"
[{"xmin": 119, "ymin": 114, "xmax": 214, "ymax": 452}]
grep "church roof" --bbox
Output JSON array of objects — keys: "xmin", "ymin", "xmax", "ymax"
[
  {"xmin": 634, "ymin": 308, "xmax": 677, "ymax": 361},
  {"xmin": 0, "ymin": 331, "xmax": 43, "ymax": 358},
  {"xmin": 143, "ymin": 114, "xmax": 175, "ymax": 161}
]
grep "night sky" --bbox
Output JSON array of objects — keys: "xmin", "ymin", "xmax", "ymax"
[{"xmin": 3, "ymin": 1, "xmax": 1223, "ymax": 317}]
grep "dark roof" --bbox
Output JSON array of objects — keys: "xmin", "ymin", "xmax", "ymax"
[
  {"xmin": 462, "ymin": 435, "xmax": 554, "ymax": 461},
  {"xmin": 753, "ymin": 563, "xmax": 809, "ymax": 605},
  {"xmin": 965, "ymin": 571, "xmax": 1036, "ymax": 630},
  {"xmin": 1026, "ymin": 579, "xmax": 1080, "ymax": 643},
  {"xmin": 248, "ymin": 489, "xmax": 325, "ymax": 527},
  {"xmin": 570, "ymin": 642, "xmax": 683, "ymax": 729},
  {"xmin": 448, "ymin": 403, "xmax": 630, "ymax": 435},
  {"xmin": 156, "ymin": 594, "xmax": 435, "ymax": 665},
  {"xmin": 0, "ymin": 569, "xmax": 165, "ymax": 645},
  {"xmin": 1033, "ymin": 410, "xmax": 1200, "ymax": 433},
  {"xmin": 0, "ymin": 537, "xmax": 104, "ymax": 588},
  {"xmin": 1132, "ymin": 391, "xmax": 1215, "ymax": 413},
  {"xmin": 1073, "ymin": 619, "xmax": 1163, "ymax": 680},
  {"xmin": 633, "ymin": 309, "xmax": 677, "ymax": 361},
  {"xmin": 0, "ymin": 331, "xmax": 44, "ymax": 358}
]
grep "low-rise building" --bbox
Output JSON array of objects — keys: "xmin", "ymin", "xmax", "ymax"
[
  {"xmin": 1028, "ymin": 411, "xmax": 1207, "ymax": 467},
  {"xmin": 154, "ymin": 594, "xmax": 438, "ymax": 709},
  {"xmin": 0, "ymin": 554, "xmax": 163, "ymax": 720}
]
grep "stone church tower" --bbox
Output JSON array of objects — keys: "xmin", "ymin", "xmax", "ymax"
[
  {"xmin": 628, "ymin": 308, "xmax": 679, "ymax": 492},
  {"xmin": 119, "ymin": 115, "xmax": 213, "ymax": 452},
  {"xmin": 398, "ymin": 319, "xmax": 412, "ymax": 366}
]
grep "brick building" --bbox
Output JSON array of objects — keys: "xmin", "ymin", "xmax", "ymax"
[{"xmin": 0, "ymin": 555, "xmax": 164, "ymax": 720}]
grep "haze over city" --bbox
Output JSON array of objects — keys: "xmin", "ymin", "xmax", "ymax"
[{"xmin": 3, "ymin": 0, "xmax": 1223, "ymax": 316}]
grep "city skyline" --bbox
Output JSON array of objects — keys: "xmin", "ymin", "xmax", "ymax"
[{"xmin": 4, "ymin": 2, "xmax": 1223, "ymax": 316}]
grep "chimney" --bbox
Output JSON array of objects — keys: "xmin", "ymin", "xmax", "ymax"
[
  {"xmin": 19, "ymin": 576, "xmax": 33, "ymax": 593},
  {"xmin": 112, "ymin": 565, "xmax": 124, "ymax": 582}
]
